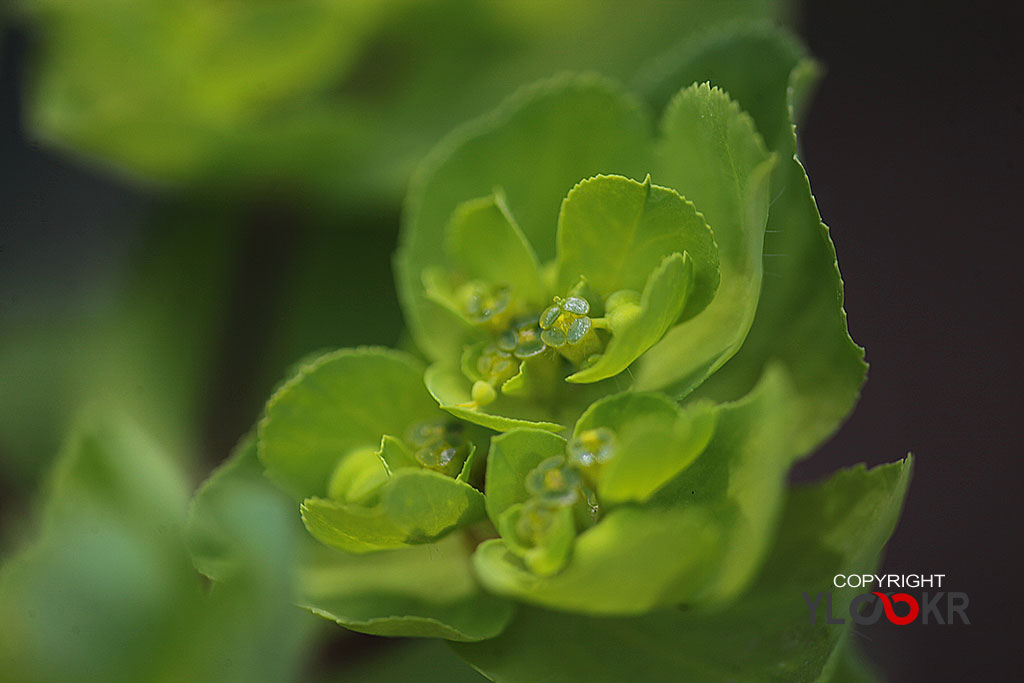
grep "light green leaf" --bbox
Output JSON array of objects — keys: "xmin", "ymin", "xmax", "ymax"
[
  {"xmin": 635, "ymin": 83, "xmax": 775, "ymax": 395},
  {"xmin": 301, "ymin": 469, "xmax": 486, "ymax": 553},
  {"xmin": 567, "ymin": 251, "xmax": 693, "ymax": 383},
  {"xmin": 447, "ymin": 193, "xmax": 546, "ymax": 307},
  {"xmin": 454, "ymin": 458, "xmax": 912, "ymax": 683},
  {"xmin": 424, "ymin": 363, "xmax": 565, "ymax": 433},
  {"xmin": 188, "ymin": 434, "xmax": 300, "ymax": 584},
  {"xmin": 399, "ymin": 74, "xmax": 654, "ymax": 362},
  {"xmin": 497, "ymin": 503, "xmax": 577, "ymax": 577},
  {"xmin": 691, "ymin": 57, "xmax": 866, "ymax": 458},
  {"xmin": 189, "ymin": 433, "xmax": 512, "ymax": 643},
  {"xmin": 473, "ymin": 505, "xmax": 719, "ymax": 615},
  {"xmin": 484, "ymin": 429, "xmax": 568, "ymax": 525},
  {"xmin": 259, "ymin": 347, "xmax": 439, "ymax": 499},
  {"xmin": 576, "ymin": 393, "xmax": 717, "ymax": 505},
  {"xmin": 298, "ymin": 533, "xmax": 515, "ymax": 642},
  {"xmin": 1, "ymin": 414, "xmax": 315, "ymax": 683},
  {"xmin": 556, "ymin": 174, "xmax": 717, "ymax": 319},
  {"xmin": 650, "ymin": 365, "xmax": 796, "ymax": 604},
  {"xmin": 376, "ymin": 434, "xmax": 420, "ymax": 474}
]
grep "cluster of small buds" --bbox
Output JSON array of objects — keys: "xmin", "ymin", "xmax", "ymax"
[
  {"xmin": 514, "ymin": 427, "xmax": 618, "ymax": 552},
  {"xmin": 407, "ymin": 420, "xmax": 470, "ymax": 477},
  {"xmin": 525, "ymin": 456, "xmax": 582, "ymax": 506},
  {"xmin": 459, "ymin": 281, "xmax": 514, "ymax": 331},
  {"xmin": 463, "ymin": 290, "xmax": 608, "ymax": 408},
  {"xmin": 566, "ymin": 427, "xmax": 616, "ymax": 487}
]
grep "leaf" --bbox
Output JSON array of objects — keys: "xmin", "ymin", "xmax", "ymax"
[
  {"xmin": 189, "ymin": 432, "xmax": 513, "ymax": 643},
  {"xmin": 188, "ymin": 434, "xmax": 300, "ymax": 583},
  {"xmin": 573, "ymin": 393, "xmax": 717, "ymax": 504},
  {"xmin": 423, "ymin": 363, "xmax": 565, "ymax": 433},
  {"xmin": 453, "ymin": 459, "xmax": 912, "ymax": 683},
  {"xmin": 636, "ymin": 22, "xmax": 807, "ymax": 153},
  {"xmin": 1, "ymin": 413, "xmax": 315, "ymax": 683},
  {"xmin": 566, "ymin": 251, "xmax": 693, "ymax": 383},
  {"xmin": 556, "ymin": 174, "xmax": 718, "ymax": 318},
  {"xmin": 447, "ymin": 193, "xmax": 546, "ymax": 307},
  {"xmin": 258, "ymin": 347, "xmax": 440, "ymax": 500},
  {"xmin": 473, "ymin": 505, "xmax": 719, "ymax": 615},
  {"xmin": 484, "ymin": 429, "xmax": 568, "ymax": 525},
  {"xmin": 634, "ymin": 83, "xmax": 775, "ymax": 395},
  {"xmin": 650, "ymin": 365, "xmax": 797, "ymax": 604},
  {"xmin": 297, "ymin": 534, "xmax": 515, "ymax": 642},
  {"xmin": 691, "ymin": 57, "xmax": 867, "ymax": 458},
  {"xmin": 301, "ymin": 469, "xmax": 486, "ymax": 553},
  {"xmin": 398, "ymin": 74, "xmax": 654, "ymax": 362}
]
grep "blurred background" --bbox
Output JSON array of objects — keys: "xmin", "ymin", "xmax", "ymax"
[{"xmin": 0, "ymin": 0, "xmax": 1018, "ymax": 681}]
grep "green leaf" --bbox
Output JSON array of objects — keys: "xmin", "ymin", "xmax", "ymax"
[
  {"xmin": 691, "ymin": 58, "xmax": 867, "ymax": 457},
  {"xmin": 301, "ymin": 469, "xmax": 486, "ymax": 553},
  {"xmin": 572, "ymin": 392, "xmax": 717, "ymax": 504},
  {"xmin": 376, "ymin": 434, "xmax": 420, "ymax": 473},
  {"xmin": 484, "ymin": 429, "xmax": 568, "ymax": 525},
  {"xmin": 189, "ymin": 433, "xmax": 512, "ymax": 643},
  {"xmin": 259, "ymin": 347, "xmax": 440, "ymax": 499},
  {"xmin": 447, "ymin": 193, "xmax": 546, "ymax": 308},
  {"xmin": 188, "ymin": 434, "xmax": 301, "ymax": 584},
  {"xmin": 566, "ymin": 251, "xmax": 693, "ymax": 383},
  {"xmin": 650, "ymin": 365, "xmax": 796, "ymax": 604},
  {"xmin": 473, "ymin": 505, "xmax": 719, "ymax": 615},
  {"xmin": 1, "ymin": 414, "xmax": 315, "ymax": 683},
  {"xmin": 636, "ymin": 22, "xmax": 807, "ymax": 154},
  {"xmin": 297, "ymin": 534, "xmax": 515, "ymax": 642},
  {"xmin": 453, "ymin": 459, "xmax": 912, "ymax": 683},
  {"xmin": 398, "ymin": 74, "xmax": 654, "ymax": 362},
  {"xmin": 634, "ymin": 83, "xmax": 775, "ymax": 395},
  {"xmin": 424, "ymin": 363, "xmax": 565, "ymax": 433},
  {"xmin": 556, "ymin": 174, "xmax": 717, "ymax": 317}
]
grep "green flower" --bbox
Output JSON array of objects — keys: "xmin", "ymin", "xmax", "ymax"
[{"xmin": 398, "ymin": 73, "xmax": 776, "ymax": 435}]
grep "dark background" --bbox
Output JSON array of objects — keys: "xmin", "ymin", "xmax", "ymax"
[
  {"xmin": 2, "ymin": 2, "xmax": 1020, "ymax": 680},
  {"xmin": 795, "ymin": 1, "xmax": 1021, "ymax": 679}
]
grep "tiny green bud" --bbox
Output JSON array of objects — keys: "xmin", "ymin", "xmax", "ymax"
[
  {"xmin": 567, "ymin": 427, "xmax": 616, "ymax": 469},
  {"xmin": 514, "ymin": 498, "xmax": 559, "ymax": 546},
  {"xmin": 476, "ymin": 345, "xmax": 517, "ymax": 383},
  {"xmin": 514, "ymin": 328, "xmax": 547, "ymax": 358},
  {"xmin": 525, "ymin": 456, "xmax": 581, "ymax": 506},
  {"xmin": 414, "ymin": 442, "xmax": 462, "ymax": 473},
  {"xmin": 471, "ymin": 380, "xmax": 497, "ymax": 406},
  {"xmin": 497, "ymin": 328, "xmax": 518, "ymax": 351},
  {"xmin": 406, "ymin": 420, "xmax": 470, "ymax": 477}
]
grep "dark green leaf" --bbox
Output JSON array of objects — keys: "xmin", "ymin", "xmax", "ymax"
[{"xmin": 454, "ymin": 458, "xmax": 912, "ymax": 682}]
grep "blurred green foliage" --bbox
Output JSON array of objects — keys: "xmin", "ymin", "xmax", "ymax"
[
  {"xmin": 0, "ymin": 3, "xmax": 882, "ymax": 682},
  {"xmin": 17, "ymin": 0, "xmax": 790, "ymax": 206},
  {"xmin": 0, "ymin": 412, "xmax": 317, "ymax": 683}
]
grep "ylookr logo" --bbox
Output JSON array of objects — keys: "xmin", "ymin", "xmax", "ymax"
[{"xmin": 803, "ymin": 574, "xmax": 970, "ymax": 626}]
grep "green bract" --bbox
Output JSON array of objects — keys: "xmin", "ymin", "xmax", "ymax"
[
  {"xmin": 259, "ymin": 347, "xmax": 487, "ymax": 553},
  {"xmin": 184, "ymin": 22, "xmax": 911, "ymax": 683}
]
